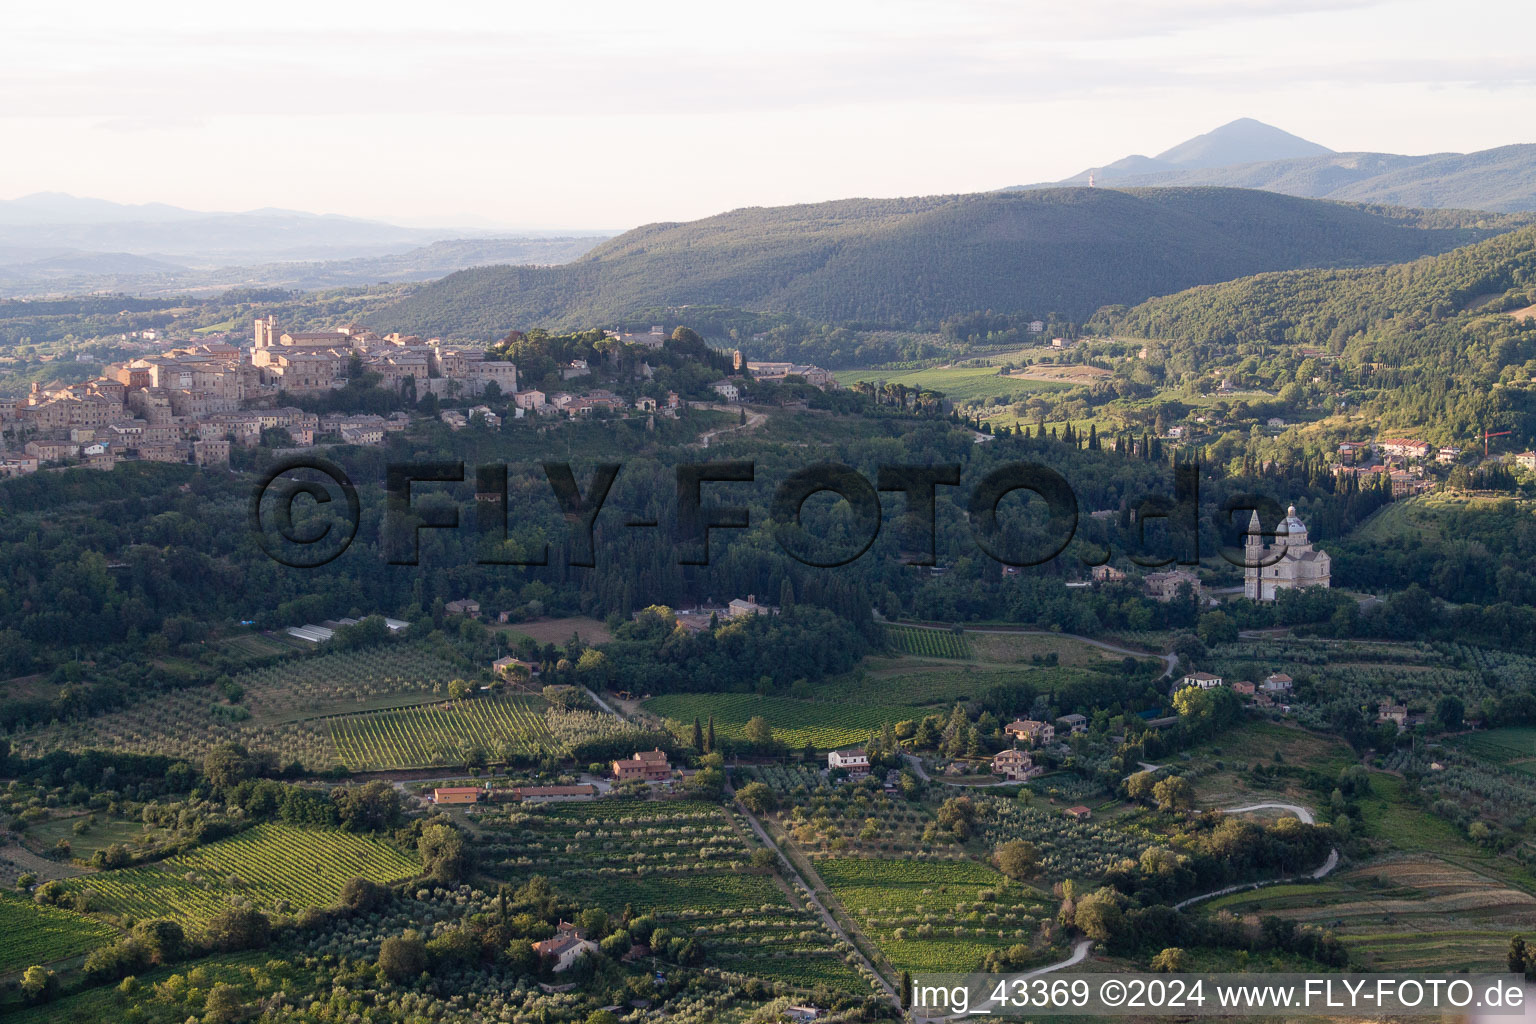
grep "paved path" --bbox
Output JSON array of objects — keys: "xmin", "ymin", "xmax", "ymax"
[
  {"xmin": 1017, "ymin": 938, "xmax": 1095, "ymax": 978},
  {"xmin": 1173, "ymin": 802, "xmax": 1339, "ymax": 910}
]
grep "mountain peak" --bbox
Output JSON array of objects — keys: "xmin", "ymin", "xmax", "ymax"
[{"xmin": 1153, "ymin": 118, "xmax": 1333, "ymax": 169}]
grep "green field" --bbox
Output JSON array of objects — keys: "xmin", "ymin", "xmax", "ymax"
[
  {"xmin": 1451, "ymin": 726, "xmax": 1536, "ymax": 765},
  {"xmin": 643, "ymin": 693, "xmax": 910, "ymax": 749},
  {"xmin": 832, "ymin": 364, "xmax": 1071, "ymax": 402},
  {"xmin": 0, "ymin": 893, "xmax": 117, "ymax": 974},
  {"xmin": 69, "ymin": 824, "xmax": 417, "ymax": 923}
]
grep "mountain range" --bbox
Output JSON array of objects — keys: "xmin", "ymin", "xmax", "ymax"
[
  {"xmin": 1015, "ymin": 119, "xmax": 1536, "ymax": 213},
  {"xmin": 374, "ymin": 188, "xmax": 1534, "ymax": 336},
  {"xmin": 0, "ymin": 194, "xmax": 611, "ymax": 298}
]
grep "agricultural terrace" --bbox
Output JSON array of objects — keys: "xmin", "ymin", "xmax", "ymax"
[
  {"xmin": 65, "ymin": 824, "xmax": 417, "ymax": 923},
  {"xmin": 1207, "ymin": 639, "xmax": 1536, "ymax": 734},
  {"xmin": 1451, "ymin": 726, "xmax": 1536, "ymax": 770},
  {"xmin": 644, "ymin": 693, "xmax": 910, "ymax": 750},
  {"xmin": 817, "ymin": 858, "xmax": 1055, "ymax": 975},
  {"xmin": 1196, "ymin": 857, "xmax": 1534, "ymax": 972},
  {"xmin": 328, "ymin": 696, "xmax": 640, "ymax": 770},
  {"xmin": 884, "ymin": 626, "xmax": 971, "ymax": 659},
  {"xmin": 475, "ymin": 798, "xmax": 874, "ymax": 994},
  {"xmin": 10, "ymin": 644, "xmax": 475, "ymax": 769},
  {"xmin": 0, "ymin": 893, "xmax": 117, "ymax": 974},
  {"xmin": 975, "ymin": 795, "xmax": 1151, "ymax": 878},
  {"xmin": 755, "ymin": 770, "xmax": 941, "ymax": 859},
  {"xmin": 237, "ymin": 646, "xmax": 471, "ymax": 719}
]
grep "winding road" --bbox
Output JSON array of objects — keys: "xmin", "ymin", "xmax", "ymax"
[{"xmin": 1173, "ymin": 801, "xmax": 1339, "ymax": 910}]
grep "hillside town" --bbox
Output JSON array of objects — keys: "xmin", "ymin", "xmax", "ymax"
[{"xmin": 0, "ymin": 318, "xmax": 841, "ymax": 476}]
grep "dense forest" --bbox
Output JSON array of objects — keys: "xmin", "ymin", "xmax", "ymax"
[
  {"xmin": 372, "ymin": 189, "xmax": 1532, "ymax": 335},
  {"xmin": 1092, "ymin": 224, "xmax": 1536, "ymax": 443}
]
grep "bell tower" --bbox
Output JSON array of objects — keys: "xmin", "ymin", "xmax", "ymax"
[{"xmin": 1243, "ymin": 509, "xmax": 1264, "ymax": 601}]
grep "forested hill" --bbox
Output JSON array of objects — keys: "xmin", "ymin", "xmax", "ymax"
[
  {"xmin": 1031, "ymin": 144, "xmax": 1536, "ymax": 214},
  {"xmin": 374, "ymin": 188, "xmax": 1532, "ymax": 336},
  {"xmin": 1093, "ymin": 224, "xmax": 1536, "ymax": 440}
]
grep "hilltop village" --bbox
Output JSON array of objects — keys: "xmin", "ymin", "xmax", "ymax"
[{"xmin": 0, "ymin": 319, "xmax": 839, "ymax": 475}]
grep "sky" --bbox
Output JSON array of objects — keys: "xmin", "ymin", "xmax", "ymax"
[{"xmin": 2, "ymin": 0, "xmax": 1534, "ymax": 231}]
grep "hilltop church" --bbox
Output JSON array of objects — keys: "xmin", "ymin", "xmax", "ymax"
[{"xmin": 1243, "ymin": 505, "xmax": 1331, "ymax": 602}]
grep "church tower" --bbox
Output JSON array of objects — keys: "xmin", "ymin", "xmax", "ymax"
[{"xmin": 1243, "ymin": 509, "xmax": 1263, "ymax": 601}]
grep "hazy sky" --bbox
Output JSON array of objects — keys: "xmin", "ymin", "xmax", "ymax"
[{"xmin": 3, "ymin": 0, "xmax": 1533, "ymax": 230}]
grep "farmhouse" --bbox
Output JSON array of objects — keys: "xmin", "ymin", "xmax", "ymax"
[
  {"xmin": 1144, "ymin": 569, "xmax": 1201, "ymax": 602},
  {"xmin": 1179, "ymin": 671, "xmax": 1224, "ymax": 690},
  {"xmin": 533, "ymin": 931, "xmax": 598, "ymax": 973},
  {"xmin": 432, "ymin": 786, "xmax": 485, "ymax": 805},
  {"xmin": 1004, "ymin": 719, "xmax": 1055, "ymax": 745},
  {"xmin": 710, "ymin": 380, "xmax": 741, "ymax": 401},
  {"xmin": 445, "ymin": 598, "xmax": 481, "ymax": 616},
  {"xmin": 1055, "ymin": 713, "xmax": 1088, "ymax": 734},
  {"xmin": 1261, "ymin": 672, "xmax": 1294, "ymax": 693},
  {"xmin": 492, "ymin": 656, "xmax": 541, "ymax": 679},
  {"xmin": 1064, "ymin": 806, "xmax": 1092, "ymax": 821},
  {"xmin": 613, "ymin": 748, "xmax": 671, "ymax": 782},
  {"xmin": 828, "ymin": 748, "xmax": 871, "ymax": 774},
  {"xmin": 1377, "ymin": 703, "xmax": 1409, "ymax": 729},
  {"xmin": 1232, "ymin": 680, "xmax": 1256, "ymax": 696},
  {"xmin": 992, "ymin": 748, "xmax": 1038, "ymax": 781}
]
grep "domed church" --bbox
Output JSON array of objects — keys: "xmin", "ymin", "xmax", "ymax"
[{"xmin": 1243, "ymin": 505, "xmax": 1331, "ymax": 602}]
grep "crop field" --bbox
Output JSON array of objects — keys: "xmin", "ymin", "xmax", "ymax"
[
  {"xmin": 644, "ymin": 693, "xmax": 910, "ymax": 749},
  {"xmin": 778, "ymin": 785, "xmax": 934, "ymax": 858},
  {"xmin": 477, "ymin": 798, "xmax": 875, "ymax": 994},
  {"xmin": 1452, "ymin": 726, "xmax": 1536, "ymax": 766},
  {"xmin": 817, "ymin": 858, "xmax": 1054, "ymax": 974},
  {"xmin": 330, "ymin": 697, "xmax": 640, "ymax": 769},
  {"xmin": 884, "ymin": 626, "xmax": 971, "ymax": 659},
  {"xmin": 214, "ymin": 632, "xmax": 303, "ymax": 661},
  {"xmin": 832, "ymin": 365, "xmax": 1071, "ymax": 402},
  {"xmin": 0, "ymin": 892, "xmax": 117, "ymax": 973},
  {"xmin": 499, "ymin": 615, "xmax": 614, "ymax": 646},
  {"xmin": 1194, "ymin": 858, "xmax": 1530, "ymax": 971},
  {"xmin": 10, "ymin": 643, "xmax": 480, "ymax": 770},
  {"xmin": 68, "ymin": 824, "xmax": 417, "ymax": 923},
  {"xmin": 330, "ymin": 694, "xmax": 544, "ymax": 768},
  {"xmin": 238, "ymin": 645, "xmax": 469, "ymax": 719},
  {"xmin": 976, "ymin": 795, "xmax": 1150, "ymax": 878}
]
